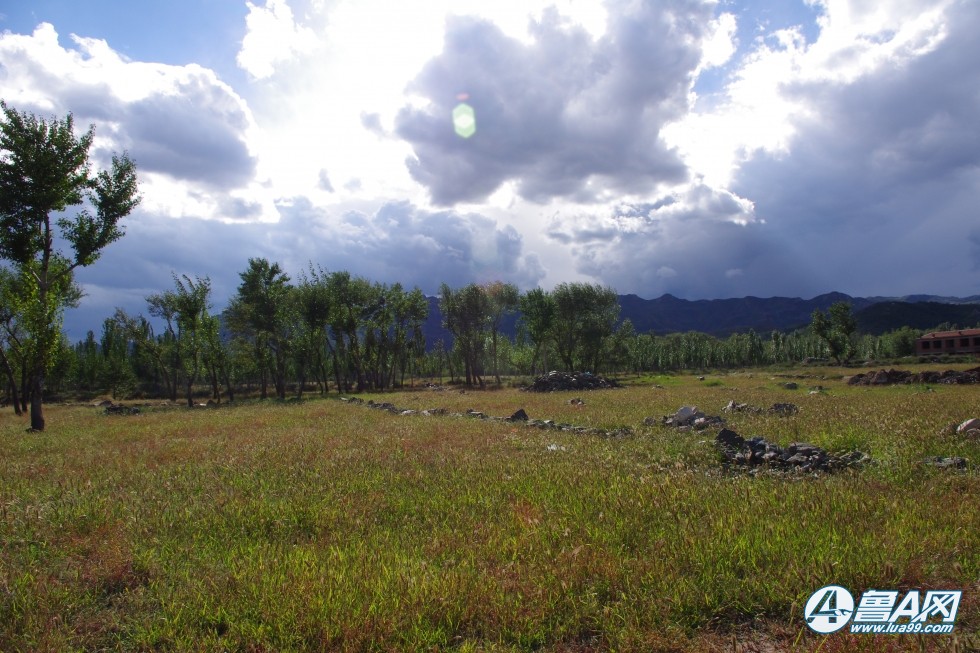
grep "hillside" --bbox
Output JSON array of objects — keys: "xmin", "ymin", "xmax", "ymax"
[{"xmin": 421, "ymin": 292, "xmax": 980, "ymax": 346}]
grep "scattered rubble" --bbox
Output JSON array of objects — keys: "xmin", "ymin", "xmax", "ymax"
[
  {"xmin": 782, "ymin": 382, "xmax": 799, "ymax": 390},
  {"xmin": 722, "ymin": 400, "xmax": 800, "ymax": 416},
  {"xmin": 715, "ymin": 428, "xmax": 869, "ymax": 474},
  {"xmin": 339, "ymin": 397, "xmax": 632, "ymax": 438},
  {"xmin": 523, "ymin": 371, "xmax": 621, "ymax": 392},
  {"xmin": 848, "ymin": 367, "xmax": 980, "ymax": 386}
]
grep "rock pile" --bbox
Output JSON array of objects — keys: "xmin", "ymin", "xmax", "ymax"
[
  {"xmin": 523, "ymin": 371, "xmax": 621, "ymax": 392},
  {"xmin": 104, "ymin": 403, "xmax": 140, "ymax": 416},
  {"xmin": 651, "ymin": 406, "xmax": 725, "ymax": 431},
  {"xmin": 848, "ymin": 367, "xmax": 980, "ymax": 386},
  {"xmin": 715, "ymin": 428, "xmax": 868, "ymax": 473}
]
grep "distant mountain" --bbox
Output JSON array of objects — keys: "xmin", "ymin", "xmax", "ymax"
[
  {"xmin": 419, "ymin": 292, "xmax": 980, "ymax": 347},
  {"xmin": 854, "ymin": 301, "xmax": 980, "ymax": 335}
]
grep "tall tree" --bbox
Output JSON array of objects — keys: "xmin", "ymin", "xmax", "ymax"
[
  {"xmin": 440, "ymin": 283, "xmax": 490, "ymax": 387},
  {"xmin": 551, "ymin": 283, "xmax": 619, "ymax": 372},
  {"xmin": 226, "ymin": 258, "xmax": 293, "ymax": 399},
  {"xmin": 484, "ymin": 281, "xmax": 519, "ymax": 385},
  {"xmin": 810, "ymin": 301, "xmax": 857, "ymax": 365},
  {"xmin": 518, "ymin": 288, "xmax": 556, "ymax": 374},
  {"xmin": 0, "ymin": 102, "xmax": 140, "ymax": 430}
]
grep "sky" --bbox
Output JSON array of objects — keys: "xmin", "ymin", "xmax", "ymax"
[{"xmin": 0, "ymin": 0, "xmax": 978, "ymax": 339}]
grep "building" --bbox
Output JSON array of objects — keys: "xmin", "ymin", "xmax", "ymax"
[{"xmin": 915, "ymin": 328, "xmax": 980, "ymax": 355}]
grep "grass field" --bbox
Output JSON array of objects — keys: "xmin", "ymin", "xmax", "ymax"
[{"xmin": 1, "ymin": 364, "xmax": 978, "ymax": 651}]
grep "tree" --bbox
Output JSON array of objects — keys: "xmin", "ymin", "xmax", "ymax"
[
  {"xmin": 810, "ymin": 301, "xmax": 858, "ymax": 365},
  {"xmin": 0, "ymin": 102, "xmax": 140, "ymax": 430},
  {"xmin": 518, "ymin": 288, "xmax": 556, "ymax": 374},
  {"xmin": 226, "ymin": 259, "xmax": 294, "ymax": 399},
  {"xmin": 551, "ymin": 282, "xmax": 619, "ymax": 372},
  {"xmin": 440, "ymin": 283, "xmax": 490, "ymax": 387},
  {"xmin": 484, "ymin": 281, "xmax": 519, "ymax": 385}
]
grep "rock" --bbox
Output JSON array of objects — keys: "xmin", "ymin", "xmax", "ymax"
[
  {"xmin": 105, "ymin": 404, "xmax": 140, "ymax": 416},
  {"xmin": 697, "ymin": 376, "xmax": 705, "ymax": 381},
  {"xmin": 922, "ymin": 456, "xmax": 969, "ymax": 470},
  {"xmin": 782, "ymin": 382, "xmax": 798, "ymax": 390},
  {"xmin": 956, "ymin": 418, "xmax": 980, "ymax": 434},
  {"xmin": 716, "ymin": 428, "xmax": 745, "ymax": 448},
  {"xmin": 568, "ymin": 397, "xmax": 585, "ymax": 406},
  {"xmin": 508, "ymin": 408, "xmax": 529, "ymax": 422},
  {"xmin": 769, "ymin": 403, "xmax": 799, "ymax": 416},
  {"xmin": 673, "ymin": 406, "xmax": 700, "ymax": 425},
  {"xmin": 546, "ymin": 443, "xmax": 567, "ymax": 452},
  {"xmin": 400, "ymin": 410, "xmax": 418, "ymax": 416}
]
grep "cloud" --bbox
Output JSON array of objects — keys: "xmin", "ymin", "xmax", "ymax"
[
  {"xmin": 317, "ymin": 169, "xmax": 334, "ymax": 192},
  {"xmin": 237, "ymin": 0, "xmax": 318, "ymax": 80},
  {"xmin": 395, "ymin": 0, "xmax": 719, "ymax": 206},
  {"xmin": 0, "ymin": 23, "xmax": 262, "ymax": 215},
  {"xmin": 543, "ymin": 183, "xmax": 804, "ymax": 298},
  {"xmin": 729, "ymin": 0, "xmax": 980, "ymax": 296}
]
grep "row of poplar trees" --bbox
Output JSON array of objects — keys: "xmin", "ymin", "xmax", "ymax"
[{"xmin": 101, "ymin": 260, "xmax": 431, "ymax": 406}]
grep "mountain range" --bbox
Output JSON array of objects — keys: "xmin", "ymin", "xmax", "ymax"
[{"xmin": 420, "ymin": 292, "xmax": 980, "ymax": 346}]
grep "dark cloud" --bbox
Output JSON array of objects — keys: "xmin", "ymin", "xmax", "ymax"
[
  {"xmin": 121, "ymin": 73, "xmax": 256, "ymax": 189},
  {"xmin": 67, "ymin": 200, "xmax": 545, "ymax": 339},
  {"xmin": 732, "ymin": 1, "xmax": 980, "ymax": 297},
  {"xmin": 395, "ymin": 1, "xmax": 715, "ymax": 205},
  {"xmin": 544, "ymin": 184, "xmax": 811, "ymax": 298}
]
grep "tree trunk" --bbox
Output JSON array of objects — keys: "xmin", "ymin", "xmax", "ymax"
[{"xmin": 30, "ymin": 372, "xmax": 44, "ymax": 431}]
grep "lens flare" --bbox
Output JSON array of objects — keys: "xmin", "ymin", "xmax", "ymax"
[{"xmin": 453, "ymin": 103, "xmax": 476, "ymax": 138}]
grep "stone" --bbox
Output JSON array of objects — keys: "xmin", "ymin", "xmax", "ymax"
[
  {"xmin": 716, "ymin": 428, "xmax": 745, "ymax": 449},
  {"xmin": 922, "ymin": 456, "xmax": 969, "ymax": 470},
  {"xmin": 508, "ymin": 408, "xmax": 529, "ymax": 422},
  {"xmin": 782, "ymin": 382, "xmax": 798, "ymax": 390},
  {"xmin": 673, "ymin": 406, "xmax": 700, "ymax": 425},
  {"xmin": 956, "ymin": 418, "xmax": 980, "ymax": 434},
  {"xmin": 769, "ymin": 403, "xmax": 799, "ymax": 416}
]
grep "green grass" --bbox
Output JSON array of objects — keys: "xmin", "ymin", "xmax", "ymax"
[{"xmin": 1, "ymin": 365, "xmax": 979, "ymax": 651}]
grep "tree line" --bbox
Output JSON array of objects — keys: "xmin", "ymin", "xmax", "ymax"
[{"xmin": 2, "ymin": 265, "xmax": 956, "ymax": 410}]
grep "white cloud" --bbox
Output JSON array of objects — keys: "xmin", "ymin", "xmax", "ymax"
[
  {"xmin": 0, "ymin": 23, "xmax": 271, "ymax": 221},
  {"xmin": 664, "ymin": 0, "xmax": 955, "ymax": 188},
  {"xmin": 236, "ymin": 0, "xmax": 318, "ymax": 80}
]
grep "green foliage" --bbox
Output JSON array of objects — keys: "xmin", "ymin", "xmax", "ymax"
[
  {"xmin": 0, "ymin": 101, "xmax": 139, "ymax": 429},
  {"xmin": 810, "ymin": 301, "xmax": 858, "ymax": 364},
  {"xmin": 551, "ymin": 282, "xmax": 620, "ymax": 372}
]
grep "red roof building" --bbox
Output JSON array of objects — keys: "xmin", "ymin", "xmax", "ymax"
[{"xmin": 915, "ymin": 328, "xmax": 980, "ymax": 355}]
